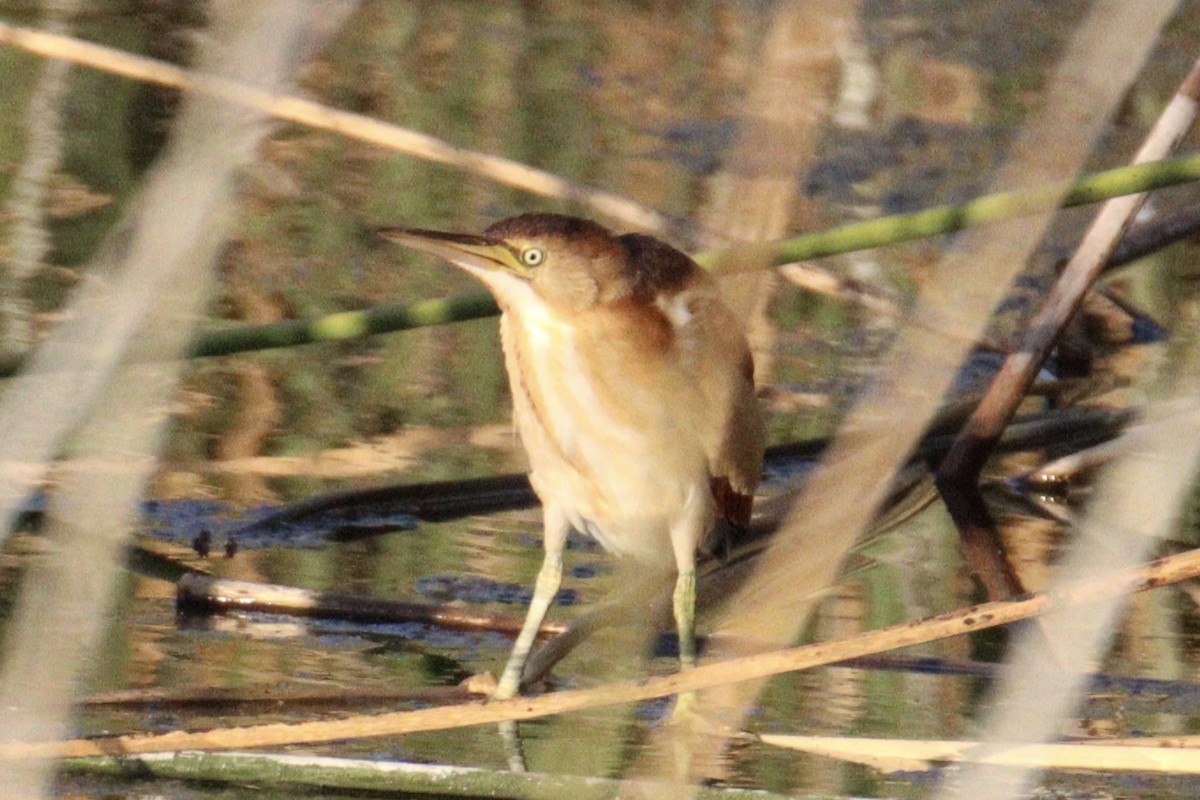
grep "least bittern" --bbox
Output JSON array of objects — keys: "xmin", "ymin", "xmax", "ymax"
[{"xmin": 381, "ymin": 214, "xmax": 764, "ymax": 700}]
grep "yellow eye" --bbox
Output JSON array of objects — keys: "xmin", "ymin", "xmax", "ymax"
[{"xmin": 521, "ymin": 247, "xmax": 544, "ymax": 266}]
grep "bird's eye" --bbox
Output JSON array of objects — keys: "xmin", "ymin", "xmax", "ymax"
[{"xmin": 520, "ymin": 247, "xmax": 544, "ymax": 267}]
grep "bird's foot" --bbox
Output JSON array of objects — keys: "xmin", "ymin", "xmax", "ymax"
[
  {"xmin": 471, "ymin": 673, "xmax": 528, "ymax": 771},
  {"xmin": 463, "ymin": 671, "xmax": 499, "ymax": 698},
  {"xmin": 488, "ymin": 669, "xmax": 525, "ymax": 703},
  {"xmin": 669, "ymin": 689, "xmax": 702, "ymax": 723},
  {"xmin": 667, "ymin": 691, "xmax": 752, "ymax": 741}
]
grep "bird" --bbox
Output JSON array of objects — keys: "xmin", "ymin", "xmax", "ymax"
[{"xmin": 380, "ymin": 213, "xmax": 764, "ymax": 702}]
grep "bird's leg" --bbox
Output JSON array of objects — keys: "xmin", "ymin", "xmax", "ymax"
[
  {"xmin": 672, "ymin": 568, "xmax": 697, "ymax": 671},
  {"xmin": 520, "ymin": 566, "xmax": 673, "ymax": 688},
  {"xmin": 667, "ymin": 492, "xmax": 709, "ymax": 722},
  {"xmin": 495, "ymin": 506, "xmax": 568, "ymax": 700},
  {"xmin": 669, "ymin": 565, "xmax": 704, "ymax": 725}
]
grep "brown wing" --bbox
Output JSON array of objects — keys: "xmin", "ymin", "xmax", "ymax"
[
  {"xmin": 616, "ymin": 231, "xmax": 764, "ymax": 528},
  {"xmin": 673, "ymin": 287, "xmax": 764, "ymax": 530},
  {"xmin": 707, "ymin": 345, "xmax": 764, "ymax": 530}
]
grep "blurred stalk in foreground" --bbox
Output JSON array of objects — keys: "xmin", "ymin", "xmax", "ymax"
[{"xmin": 0, "ymin": 4, "xmax": 356, "ymax": 799}]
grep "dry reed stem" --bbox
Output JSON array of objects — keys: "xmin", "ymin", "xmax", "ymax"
[
  {"xmin": 0, "ymin": 7, "xmax": 360, "ymax": 798},
  {"xmin": 0, "ymin": 20, "xmax": 671, "ymax": 235}
]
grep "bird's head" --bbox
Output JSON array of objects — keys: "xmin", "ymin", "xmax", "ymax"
[{"xmin": 380, "ymin": 213, "xmax": 663, "ymax": 311}]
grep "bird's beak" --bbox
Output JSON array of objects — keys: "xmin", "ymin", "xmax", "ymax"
[{"xmin": 378, "ymin": 227, "xmax": 532, "ymax": 279}]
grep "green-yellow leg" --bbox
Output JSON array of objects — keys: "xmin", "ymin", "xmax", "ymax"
[
  {"xmin": 672, "ymin": 567, "xmax": 700, "ymax": 719},
  {"xmin": 673, "ymin": 568, "xmax": 697, "ymax": 670},
  {"xmin": 495, "ymin": 550, "xmax": 563, "ymax": 700}
]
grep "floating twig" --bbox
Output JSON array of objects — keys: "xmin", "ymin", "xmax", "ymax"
[{"xmin": 758, "ymin": 733, "xmax": 1200, "ymax": 774}]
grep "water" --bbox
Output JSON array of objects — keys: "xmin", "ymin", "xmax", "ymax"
[{"xmin": 3, "ymin": 1, "xmax": 1200, "ymax": 797}]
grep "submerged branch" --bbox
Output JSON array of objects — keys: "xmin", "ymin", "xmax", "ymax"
[
  {"xmin": 82, "ymin": 683, "xmax": 476, "ymax": 712},
  {"xmin": 175, "ymin": 572, "xmax": 567, "ymax": 637}
]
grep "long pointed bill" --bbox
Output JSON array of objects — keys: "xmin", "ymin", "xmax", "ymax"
[{"xmin": 378, "ymin": 227, "xmax": 532, "ymax": 279}]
